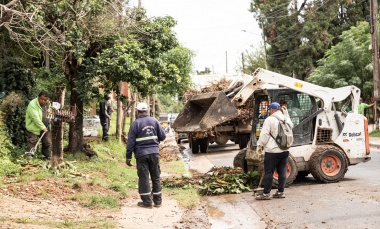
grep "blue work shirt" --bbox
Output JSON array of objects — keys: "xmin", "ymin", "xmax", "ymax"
[{"xmin": 126, "ymin": 114, "xmax": 166, "ymax": 159}]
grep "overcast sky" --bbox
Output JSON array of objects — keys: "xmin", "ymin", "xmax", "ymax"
[{"xmin": 130, "ymin": 0, "xmax": 262, "ymax": 74}]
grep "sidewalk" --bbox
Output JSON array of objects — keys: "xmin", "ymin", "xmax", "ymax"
[{"xmin": 368, "ymin": 123, "xmax": 380, "ymax": 149}]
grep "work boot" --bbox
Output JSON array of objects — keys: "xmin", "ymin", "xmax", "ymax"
[
  {"xmin": 255, "ymin": 193, "xmax": 271, "ymax": 200},
  {"xmin": 272, "ymin": 191, "xmax": 285, "ymax": 198},
  {"xmin": 137, "ymin": 201, "xmax": 152, "ymax": 209},
  {"xmin": 154, "ymin": 202, "xmax": 162, "ymax": 208}
]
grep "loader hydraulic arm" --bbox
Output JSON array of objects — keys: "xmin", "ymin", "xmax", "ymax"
[{"xmin": 232, "ymin": 68, "xmax": 361, "ymax": 112}]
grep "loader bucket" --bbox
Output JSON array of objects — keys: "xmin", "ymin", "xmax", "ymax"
[{"xmin": 172, "ymin": 91, "xmax": 239, "ymax": 132}]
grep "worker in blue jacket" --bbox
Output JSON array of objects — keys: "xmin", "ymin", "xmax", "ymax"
[{"xmin": 126, "ymin": 102, "xmax": 166, "ymax": 208}]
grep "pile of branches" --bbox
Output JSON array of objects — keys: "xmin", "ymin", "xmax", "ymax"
[
  {"xmin": 162, "ymin": 166, "xmax": 260, "ymax": 196},
  {"xmin": 183, "ymin": 78, "xmax": 232, "ymax": 101}
]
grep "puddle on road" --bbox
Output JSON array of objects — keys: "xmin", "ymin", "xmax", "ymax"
[{"xmin": 178, "ymin": 142, "xmax": 265, "ymax": 229}]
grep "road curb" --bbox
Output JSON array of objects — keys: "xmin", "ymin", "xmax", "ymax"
[{"xmin": 370, "ymin": 143, "xmax": 380, "ymax": 150}]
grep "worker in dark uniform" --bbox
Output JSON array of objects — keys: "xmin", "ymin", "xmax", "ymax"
[
  {"xmin": 126, "ymin": 102, "xmax": 166, "ymax": 208},
  {"xmin": 99, "ymin": 94, "xmax": 113, "ymax": 141}
]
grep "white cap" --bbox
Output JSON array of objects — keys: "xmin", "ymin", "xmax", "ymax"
[{"xmin": 136, "ymin": 102, "xmax": 148, "ymax": 111}]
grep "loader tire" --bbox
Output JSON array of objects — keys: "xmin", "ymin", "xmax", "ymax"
[
  {"xmin": 272, "ymin": 154, "xmax": 298, "ymax": 188},
  {"xmin": 309, "ymin": 145, "xmax": 348, "ymax": 183},
  {"xmin": 199, "ymin": 138, "xmax": 209, "ymax": 153},
  {"xmin": 191, "ymin": 139, "xmax": 199, "ymax": 154},
  {"xmin": 233, "ymin": 149, "xmax": 248, "ymax": 173},
  {"xmin": 238, "ymin": 133, "xmax": 249, "ymax": 149}
]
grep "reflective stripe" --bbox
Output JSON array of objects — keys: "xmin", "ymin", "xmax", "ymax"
[
  {"xmin": 136, "ymin": 136, "xmax": 158, "ymax": 142},
  {"xmin": 140, "ymin": 192, "xmax": 151, "ymax": 196},
  {"xmin": 152, "ymin": 192, "xmax": 162, "ymax": 195}
]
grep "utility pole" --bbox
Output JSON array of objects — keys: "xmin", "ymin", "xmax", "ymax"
[
  {"xmin": 370, "ymin": 0, "xmax": 379, "ymax": 128},
  {"xmin": 260, "ymin": 19, "xmax": 268, "ymax": 70}
]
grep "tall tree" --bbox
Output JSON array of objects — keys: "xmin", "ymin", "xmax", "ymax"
[
  {"xmin": 249, "ymin": 0, "xmax": 370, "ymax": 80},
  {"xmin": 308, "ymin": 21, "xmax": 373, "ymax": 99},
  {"xmin": 242, "ymin": 44, "xmax": 267, "ymax": 74}
]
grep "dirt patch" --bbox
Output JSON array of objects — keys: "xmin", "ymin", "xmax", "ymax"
[{"xmin": 0, "ymin": 132, "xmax": 211, "ymax": 228}]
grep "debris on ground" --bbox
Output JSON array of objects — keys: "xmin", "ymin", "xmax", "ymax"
[{"xmin": 162, "ymin": 166, "xmax": 260, "ymax": 196}]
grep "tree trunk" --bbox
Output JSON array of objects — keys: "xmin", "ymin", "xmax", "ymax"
[
  {"xmin": 51, "ymin": 86, "xmax": 66, "ymax": 167},
  {"xmin": 67, "ymin": 80, "xmax": 84, "ymax": 153},
  {"xmin": 116, "ymin": 81, "xmax": 123, "ymax": 142}
]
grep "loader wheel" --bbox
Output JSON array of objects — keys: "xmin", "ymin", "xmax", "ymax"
[
  {"xmin": 199, "ymin": 138, "xmax": 209, "ymax": 153},
  {"xmin": 238, "ymin": 133, "xmax": 249, "ymax": 149},
  {"xmin": 191, "ymin": 139, "xmax": 199, "ymax": 154},
  {"xmin": 272, "ymin": 155, "xmax": 298, "ymax": 188},
  {"xmin": 309, "ymin": 146, "xmax": 348, "ymax": 183},
  {"xmin": 233, "ymin": 149, "xmax": 248, "ymax": 173}
]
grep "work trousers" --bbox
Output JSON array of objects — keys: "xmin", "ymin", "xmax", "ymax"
[
  {"xmin": 101, "ymin": 118, "xmax": 110, "ymax": 141},
  {"xmin": 263, "ymin": 151, "xmax": 289, "ymax": 194},
  {"xmin": 136, "ymin": 153, "xmax": 162, "ymax": 205},
  {"xmin": 26, "ymin": 131, "xmax": 51, "ymax": 159}
]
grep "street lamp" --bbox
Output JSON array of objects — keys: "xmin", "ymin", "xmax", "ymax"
[{"xmin": 242, "ymin": 29, "xmax": 268, "ymax": 70}]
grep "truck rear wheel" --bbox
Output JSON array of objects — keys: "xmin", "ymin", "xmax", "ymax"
[
  {"xmin": 238, "ymin": 133, "xmax": 249, "ymax": 149},
  {"xmin": 309, "ymin": 146, "xmax": 348, "ymax": 183},
  {"xmin": 191, "ymin": 139, "xmax": 199, "ymax": 154},
  {"xmin": 199, "ymin": 138, "xmax": 209, "ymax": 153},
  {"xmin": 272, "ymin": 155, "xmax": 298, "ymax": 188}
]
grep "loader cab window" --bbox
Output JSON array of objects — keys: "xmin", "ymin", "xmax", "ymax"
[
  {"xmin": 275, "ymin": 92, "xmax": 316, "ymax": 145},
  {"xmin": 254, "ymin": 95, "xmax": 270, "ymax": 137}
]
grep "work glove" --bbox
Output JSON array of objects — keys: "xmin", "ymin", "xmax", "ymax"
[
  {"xmin": 256, "ymin": 146, "xmax": 263, "ymax": 156},
  {"xmin": 281, "ymin": 105, "xmax": 288, "ymax": 115},
  {"xmin": 126, "ymin": 159, "xmax": 133, "ymax": 167},
  {"xmin": 256, "ymin": 146, "xmax": 264, "ymax": 161}
]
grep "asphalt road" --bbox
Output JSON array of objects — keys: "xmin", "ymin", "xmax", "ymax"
[{"xmin": 182, "ymin": 141, "xmax": 380, "ymax": 229}]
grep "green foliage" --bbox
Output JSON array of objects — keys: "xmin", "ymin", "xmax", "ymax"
[
  {"xmin": 250, "ymin": 0, "xmax": 370, "ymax": 79},
  {"xmin": 0, "ymin": 159, "xmax": 21, "ymax": 177},
  {"xmin": 159, "ymin": 45, "xmax": 194, "ymax": 96},
  {"xmin": 369, "ymin": 130, "xmax": 380, "ymax": 137},
  {"xmin": 0, "ymin": 112, "xmax": 14, "ymax": 157},
  {"xmin": 243, "ymin": 44, "xmax": 267, "ymax": 74},
  {"xmin": 0, "ymin": 58, "xmax": 36, "ymax": 99},
  {"xmin": 0, "ymin": 92, "xmax": 28, "ymax": 148},
  {"xmin": 91, "ymin": 16, "xmax": 189, "ymax": 97},
  {"xmin": 0, "ymin": 112, "xmax": 20, "ymax": 177},
  {"xmin": 162, "ymin": 166, "xmax": 260, "ymax": 196},
  {"xmin": 158, "ymin": 94, "xmax": 184, "ymax": 113},
  {"xmin": 308, "ymin": 22, "xmax": 372, "ymax": 99}
]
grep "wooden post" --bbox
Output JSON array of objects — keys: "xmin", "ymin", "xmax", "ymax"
[
  {"xmin": 51, "ymin": 86, "xmax": 66, "ymax": 167},
  {"xmin": 116, "ymin": 81, "xmax": 123, "ymax": 142},
  {"xmin": 370, "ymin": 0, "xmax": 380, "ymax": 128}
]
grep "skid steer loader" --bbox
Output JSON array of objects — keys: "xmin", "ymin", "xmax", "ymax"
[{"xmin": 231, "ymin": 68, "xmax": 371, "ymax": 184}]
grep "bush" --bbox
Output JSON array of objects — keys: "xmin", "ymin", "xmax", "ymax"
[
  {"xmin": 0, "ymin": 111, "xmax": 20, "ymax": 176},
  {"xmin": 0, "ymin": 112, "xmax": 14, "ymax": 157},
  {"xmin": 0, "ymin": 92, "xmax": 28, "ymax": 148}
]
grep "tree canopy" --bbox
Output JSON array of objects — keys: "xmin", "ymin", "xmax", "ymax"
[
  {"xmin": 249, "ymin": 0, "xmax": 371, "ymax": 80},
  {"xmin": 308, "ymin": 21, "xmax": 373, "ymax": 99}
]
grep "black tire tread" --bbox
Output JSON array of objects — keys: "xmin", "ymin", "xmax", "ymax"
[{"xmin": 309, "ymin": 145, "xmax": 348, "ymax": 183}]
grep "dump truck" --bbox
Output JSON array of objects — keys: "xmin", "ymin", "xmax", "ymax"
[
  {"xmin": 172, "ymin": 73, "xmax": 255, "ymax": 154},
  {"xmin": 177, "ymin": 68, "xmax": 371, "ymax": 185}
]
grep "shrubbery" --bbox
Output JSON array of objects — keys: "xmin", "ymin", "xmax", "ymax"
[
  {"xmin": 0, "ymin": 92, "xmax": 28, "ymax": 150},
  {"xmin": 0, "ymin": 111, "xmax": 20, "ymax": 176}
]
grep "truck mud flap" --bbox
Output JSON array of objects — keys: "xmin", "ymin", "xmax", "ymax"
[{"xmin": 172, "ymin": 91, "xmax": 239, "ymax": 132}]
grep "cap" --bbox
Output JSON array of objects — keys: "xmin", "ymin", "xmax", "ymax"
[
  {"xmin": 269, "ymin": 102, "xmax": 280, "ymax": 110},
  {"xmin": 136, "ymin": 102, "xmax": 148, "ymax": 111}
]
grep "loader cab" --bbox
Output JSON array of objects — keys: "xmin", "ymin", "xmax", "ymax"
[{"xmin": 252, "ymin": 89, "xmax": 318, "ymax": 146}]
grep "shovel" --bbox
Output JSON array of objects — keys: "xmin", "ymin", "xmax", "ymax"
[
  {"xmin": 253, "ymin": 163, "xmax": 265, "ymax": 196},
  {"xmin": 25, "ymin": 132, "xmax": 46, "ymax": 156}
]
